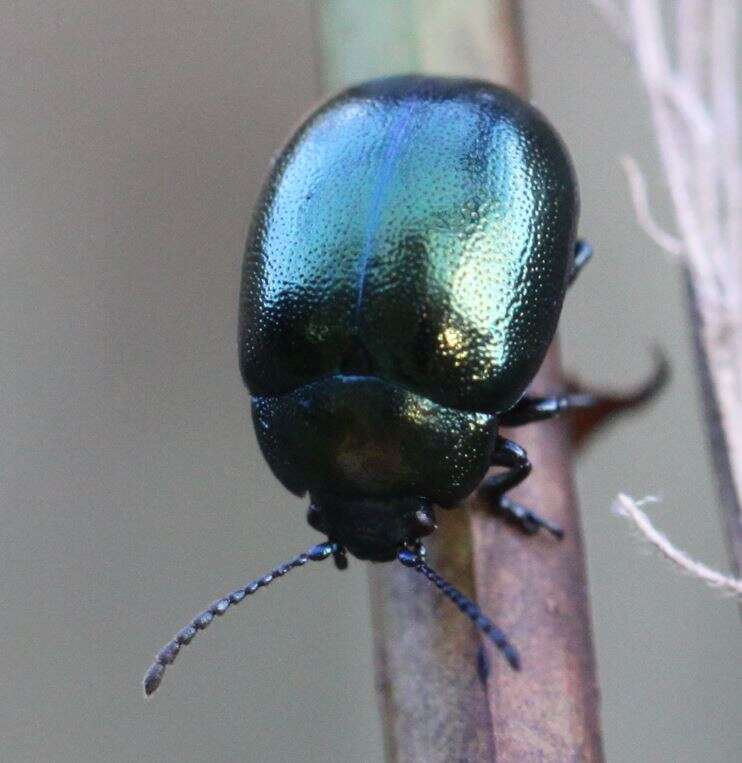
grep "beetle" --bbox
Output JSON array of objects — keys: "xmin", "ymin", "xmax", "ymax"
[{"xmin": 143, "ymin": 75, "xmax": 603, "ymax": 696}]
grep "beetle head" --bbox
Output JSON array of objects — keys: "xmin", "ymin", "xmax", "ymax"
[{"xmin": 307, "ymin": 492, "xmax": 436, "ymax": 562}]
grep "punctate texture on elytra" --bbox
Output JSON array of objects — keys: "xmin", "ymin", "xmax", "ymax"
[
  {"xmin": 239, "ymin": 75, "xmax": 578, "ymax": 511},
  {"xmin": 239, "ymin": 76, "xmax": 577, "ymax": 414}
]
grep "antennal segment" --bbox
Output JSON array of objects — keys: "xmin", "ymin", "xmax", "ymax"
[
  {"xmin": 143, "ymin": 541, "xmax": 338, "ymax": 697},
  {"xmin": 398, "ymin": 548, "xmax": 520, "ymax": 670}
]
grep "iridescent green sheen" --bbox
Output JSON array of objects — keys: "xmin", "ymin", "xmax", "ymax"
[{"xmin": 239, "ymin": 75, "xmax": 578, "ymax": 507}]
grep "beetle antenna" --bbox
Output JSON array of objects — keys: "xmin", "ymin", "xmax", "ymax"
[
  {"xmin": 398, "ymin": 547, "xmax": 520, "ymax": 670},
  {"xmin": 142, "ymin": 541, "xmax": 338, "ymax": 697}
]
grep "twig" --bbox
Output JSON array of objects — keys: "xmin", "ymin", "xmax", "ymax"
[
  {"xmin": 315, "ymin": 1, "xmax": 604, "ymax": 760},
  {"xmin": 613, "ymin": 494, "xmax": 742, "ymax": 598}
]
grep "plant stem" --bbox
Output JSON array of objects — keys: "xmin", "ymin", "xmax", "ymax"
[{"xmin": 314, "ymin": 2, "xmax": 604, "ymax": 759}]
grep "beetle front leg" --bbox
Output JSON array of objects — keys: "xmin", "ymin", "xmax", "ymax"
[{"xmin": 481, "ymin": 436, "xmax": 563, "ymax": 538}]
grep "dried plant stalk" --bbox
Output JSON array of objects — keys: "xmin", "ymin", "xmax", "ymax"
[
  {"xmin": 590, "ymin": 0, "xmax": 742, "ymax": 576},
  {"xmin": 315, "ymin": 1, "xmax": 604, "ymax": 760},
  {"xmin": 613, "ymin": 494, "xmax": 742, "ymax": 598}
]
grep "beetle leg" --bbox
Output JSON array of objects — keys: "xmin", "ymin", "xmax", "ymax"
[
  {"xmin": 496, "ymin": 495, "xmax": 564, "ymax": 538},
  {"xmin": 487, "ymin": 436, "xmax": 531, "ymax": 492},
  {"xmin": 482, "ymin": 436, "xmax": 563, "ymax": 538},
  {"xmin": 503, "ymin": 351, "xmax": 669, "ymax": 448},
  {"xmin": 569, "ymin": 238, "xmax": 593, "ymax": 285},
  {"xmin": 500, "ymin": 391, "xmax": 598, "ymax": 427}
]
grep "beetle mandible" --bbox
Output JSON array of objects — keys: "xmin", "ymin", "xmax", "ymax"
[{"xmin": 144, "ymin": 75, "xmax": 601, "ymax": 695}]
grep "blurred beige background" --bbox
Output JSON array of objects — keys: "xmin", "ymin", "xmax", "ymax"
[{"xmin": 0, "ymin": 2, "xmax": 739, "ymax": 761}]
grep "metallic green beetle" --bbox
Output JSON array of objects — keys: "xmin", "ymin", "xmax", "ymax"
[
  {"xmin": 240, "ymin": 75, "xmax": 591, "ymax": 558},
  {"xmin": 144, "ymin": 75, "xmax": 597, "ymax": 695}
]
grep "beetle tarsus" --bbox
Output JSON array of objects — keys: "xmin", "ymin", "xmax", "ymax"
[
  {"xmin": 481, "ymin": 436, "xmax": 563, "ymax": 538},
  {"xmin": 497, "ymin": 495, "xmax": 564, "ymax": 539}
]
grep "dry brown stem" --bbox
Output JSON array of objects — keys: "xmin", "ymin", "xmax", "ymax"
[{"xmin": 316, "ymin": 1, "xmax": 605, "ymax": 760}]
